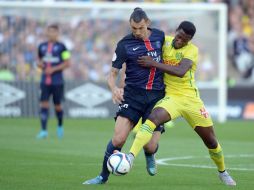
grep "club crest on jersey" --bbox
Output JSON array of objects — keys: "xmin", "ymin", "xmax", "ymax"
[
  {"xmin": 41, "ymin": 45, "xmax": 47, "ymax": 51},
  {"xmin": 175, "ymin": 52, "xmax": 183, "ymax": 60},
  {"xmin": 200, "ymin": 107, "xmax": 209, "ymax": 118},
  {"xmin": 155, "ymin": 41, "xmax": 161, "ymax": 48},
  {"xmin": 53, "ymin": 45, "xmax": 59, "ymax": 51}
]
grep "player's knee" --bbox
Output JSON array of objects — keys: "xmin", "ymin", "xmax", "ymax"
[
  {"xmin": 112, "ymin": 137, "xmax": 126, "ymax": 147},
  {"xmin": 54, "ymin": 105, "xmax": 62, "ymax": 111},
  {"xmin": 205, "ymin": 139, "xmax": 218, "ymax": 149},
  {"xmin": 40, "ymin": 102, "xmax": 49, "ymax": 108},
  {"xmin": 148, "ymin": 112, "xmax": 162, "ymax": 126}
]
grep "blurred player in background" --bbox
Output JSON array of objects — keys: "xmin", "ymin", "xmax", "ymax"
[
  {"xmin": 127, "ymin": 21, "xmax": 236, "ymax": 186},
  {"xmin": 36, "ymin": 24, "xmax": 71, "ymax": 139},
  {"xmin": 83, "ymin": 7, "xmax": 165, "ymax": 185}
]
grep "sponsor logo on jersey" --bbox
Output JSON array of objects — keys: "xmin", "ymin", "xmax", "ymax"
[
  {"xmin": 147, "ymin": 51, "xmax": 161, "ymax": 63},
  {"xmin": 133, "ymin": 46, "xmax": 140, "ymax": 51},
  {"xmin": 42, "ymin": 53, "xmax": 60, "ymax": 63},
  {"xmin": 163, "ymin": 59, "xmax": 179, "ymax": 66}
]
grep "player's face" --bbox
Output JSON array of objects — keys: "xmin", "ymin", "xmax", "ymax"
[
  {"xmin": 47, "ymin": 27, "xmax": 59, "ymax": 42},
  {"xmin": 173, "ymin": 29, "xmax": 192, "ymax": 49},
  {"xmin": 130, "ymin": 19, "xmax": 150, "ymax": 40}
]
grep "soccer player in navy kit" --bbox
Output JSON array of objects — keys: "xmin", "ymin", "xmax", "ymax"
[
  {"xmin": 83, "ymin": 8, "xmax": 165, "ymax": 185},
  {"xmin": 36, "ymin": 24, "xmax": 71, "ymax": 139}
]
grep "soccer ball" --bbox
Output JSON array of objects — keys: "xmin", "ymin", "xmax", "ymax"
[{"xmin": 107, "ymin": 152, "xmax": 131, "ymax": 176}]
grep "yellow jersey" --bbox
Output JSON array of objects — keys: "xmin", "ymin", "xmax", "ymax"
[{"xmin": 162, "ymin": 35, "xmax": 199, "ymax": 98}]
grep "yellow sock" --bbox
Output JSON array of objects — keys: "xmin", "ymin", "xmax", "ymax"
[
  {"xmin": 209, "ymin": 143, "xmax": 225, "ymax": 172},
  {"xmin": 133, "ymin": 118, "xmax": 142, "ymax": 134},
  {"xmin": 130, "ymin": 120, "xmax": 156, "ymax": 157}
]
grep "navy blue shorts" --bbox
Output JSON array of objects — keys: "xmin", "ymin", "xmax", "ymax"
[
  {"xmin": 116, "ymin": 85, "xmax": 165, "ymax": 132},
  {"xmin": 40, "ymin": 84, "xmax": 64, "ymax": 105}
]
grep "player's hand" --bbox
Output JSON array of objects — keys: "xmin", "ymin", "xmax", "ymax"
[
  {"xmin": 137, "ymin": 56, "xmax": 154, "ymax": 68},
  {"xmin": 44, "ymin": 67, "xmax": 54, "ymax": 75},
  {"xmin": 112, "ymin": 87, "xmax": 124, "ymax": 104}
]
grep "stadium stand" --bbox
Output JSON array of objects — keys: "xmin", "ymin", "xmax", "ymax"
[{"xmin": 0, "ymin": 0, "xmax": 253, "ymax": 84}]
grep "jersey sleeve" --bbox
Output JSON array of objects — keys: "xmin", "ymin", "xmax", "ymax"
[
  {"xmin": 38, "ymin": 44, "xmax": 43, "ymax": 60},
  {"xmin": 183, "ymin": 45, "xmax": 198, "ymax": 63},
  {"xmin": 112, "ymin": 41, "xmax": 127, "ymax": 69},
  {"xmin": 60, "ymin": 44, "xmax": 71, "ymax": 61}
]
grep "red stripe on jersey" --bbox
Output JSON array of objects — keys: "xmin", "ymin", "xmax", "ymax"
[
  {"xmin": 144, "ymin": 39, "xmax": 153, "ymax": 51},
  {"xmin": 45, "ymin": 43, "xmax": 53, "ymax": 85},
  {"xmin": 144, "ymin": 39, "xmax": 156, "ymax": 90}
]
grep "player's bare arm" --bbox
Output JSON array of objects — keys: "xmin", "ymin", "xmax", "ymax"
[
  {"xmin": 119, "ymin": 63, "xmax": 126, "ymax": 89},
  {"xmin": 107, "ymin": 67, "xmax": 124, "ymax": 104},
  {"xmin": 138, "ymin": 56, "xmax": 192, "ymax": 78},
  {"xmin": 37, "ymin": 59, "xmax": 44, "ymax": 69}
]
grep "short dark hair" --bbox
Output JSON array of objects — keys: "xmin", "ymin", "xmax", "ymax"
[
  {"xmin": 177, "ymin": 21, "xmax": 196, "ymax": 38},
  {"xmin": 48, "ymin": 24, "xmax": 59, "ymax": 31},
  {"xmin": 129, "ymin": 7, "xmax": 149, "ymax": 23}
]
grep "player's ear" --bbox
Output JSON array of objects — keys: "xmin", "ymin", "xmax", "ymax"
[
  {"xmin": 146, "ymin": 19, "xmax": 151, "ymax": 27},
  {"xmin": 187, "ymin": 35, "xmax": 193, "ymax": 41}
]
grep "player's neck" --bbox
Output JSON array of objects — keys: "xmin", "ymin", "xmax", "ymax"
[
  {"xmin": 48, "ymin": 39, "xmax": 57, "ymax": 43},
  {"xmin": 143, "ymin": 29, "xmax": 151, "ymax": 40}
]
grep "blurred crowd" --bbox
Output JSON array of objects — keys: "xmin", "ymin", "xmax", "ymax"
[
  {"xmin": 227, "ymin": 0, "xmax": 254, "ymax": 82},
  {"xmin": 0, "ymin": 0, "xmax": 253, "ymax": 84},
  {"xmin": 0, "ymin": 18, "xmax": 128, "ymax": 82}
]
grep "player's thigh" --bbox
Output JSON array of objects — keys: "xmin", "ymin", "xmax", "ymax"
[
  {"xmin": 112, "ymin": 116, "xmax": 133, "ymax": 147},
  {"xmin": 143, "ymin": 90, "xmax": 166, "ymax": 129},
  {"xmin": 154, "ymin": 96, "xmax": 181, "ymax": 121},
  {"xmin": 52, "ymin": 85, "xmax": 64, "ymax": 105},
  {"xmin": 182, "ymin": 98, "xmax": 213, "ymax": 128},
  {"xmin": 142, "ymin": 89, "xmax": 164, "ymax": 121},
  {"xmin": 40, "ymin": 84, "xmax": 51, "ymax": 103},
  {"xmin": 116, "ymin": 102, "xmax": 141, "ymax": 127},
  {"xmin": 116, "ymin": 87, "xmax": 145, "ymax": 126}
]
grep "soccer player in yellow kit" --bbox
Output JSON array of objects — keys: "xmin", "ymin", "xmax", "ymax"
[{"xmin": 127, "ymin": 21, "xmax": 236, "ymax": 186}]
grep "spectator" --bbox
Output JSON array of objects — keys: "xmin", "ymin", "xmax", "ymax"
[{"xmin": 1, "ymin": 1, "xmax": 253, "ymax": 83}]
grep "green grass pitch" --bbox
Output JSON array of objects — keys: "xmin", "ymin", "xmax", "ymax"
[{"xmin": 0, "ymin": 118, "xmax": 253, "ymax": 190}]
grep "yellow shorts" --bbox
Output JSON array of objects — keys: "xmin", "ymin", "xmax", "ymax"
[{"xmin": 154, "ymin": 95, "xmax": 213, "ymax": 128}]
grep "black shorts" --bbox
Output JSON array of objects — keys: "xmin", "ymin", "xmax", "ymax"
[
  {"xmin": 40, "ymin": 84, "xmax": 64, "ymax": 105},
  {"xmin": 116, "ymin": 85, "xmax": 165, "ymax": 132}
]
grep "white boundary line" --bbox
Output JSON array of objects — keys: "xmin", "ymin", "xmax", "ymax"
[{"xmin": 156, "ymin": 154, "xmax": 254, "ymax": 171}]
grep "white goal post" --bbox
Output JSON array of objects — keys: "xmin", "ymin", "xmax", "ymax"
[{"xmin": 0, "ymin": 1, "xmax": 228, "ymax": 122}]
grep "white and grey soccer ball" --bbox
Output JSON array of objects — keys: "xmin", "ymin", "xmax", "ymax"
[{"xmin": 107, "ymin": 152, "xmax": 131, "ymax": 176}]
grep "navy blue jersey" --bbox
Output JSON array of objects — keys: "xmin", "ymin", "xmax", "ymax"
[
  {"xmin": 112, "ymin": 28, "xmax": 165, "ymax": 91},
  {"xmin": 38, "ymin": 41, "xmax": 68, "ymax": 85}
]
